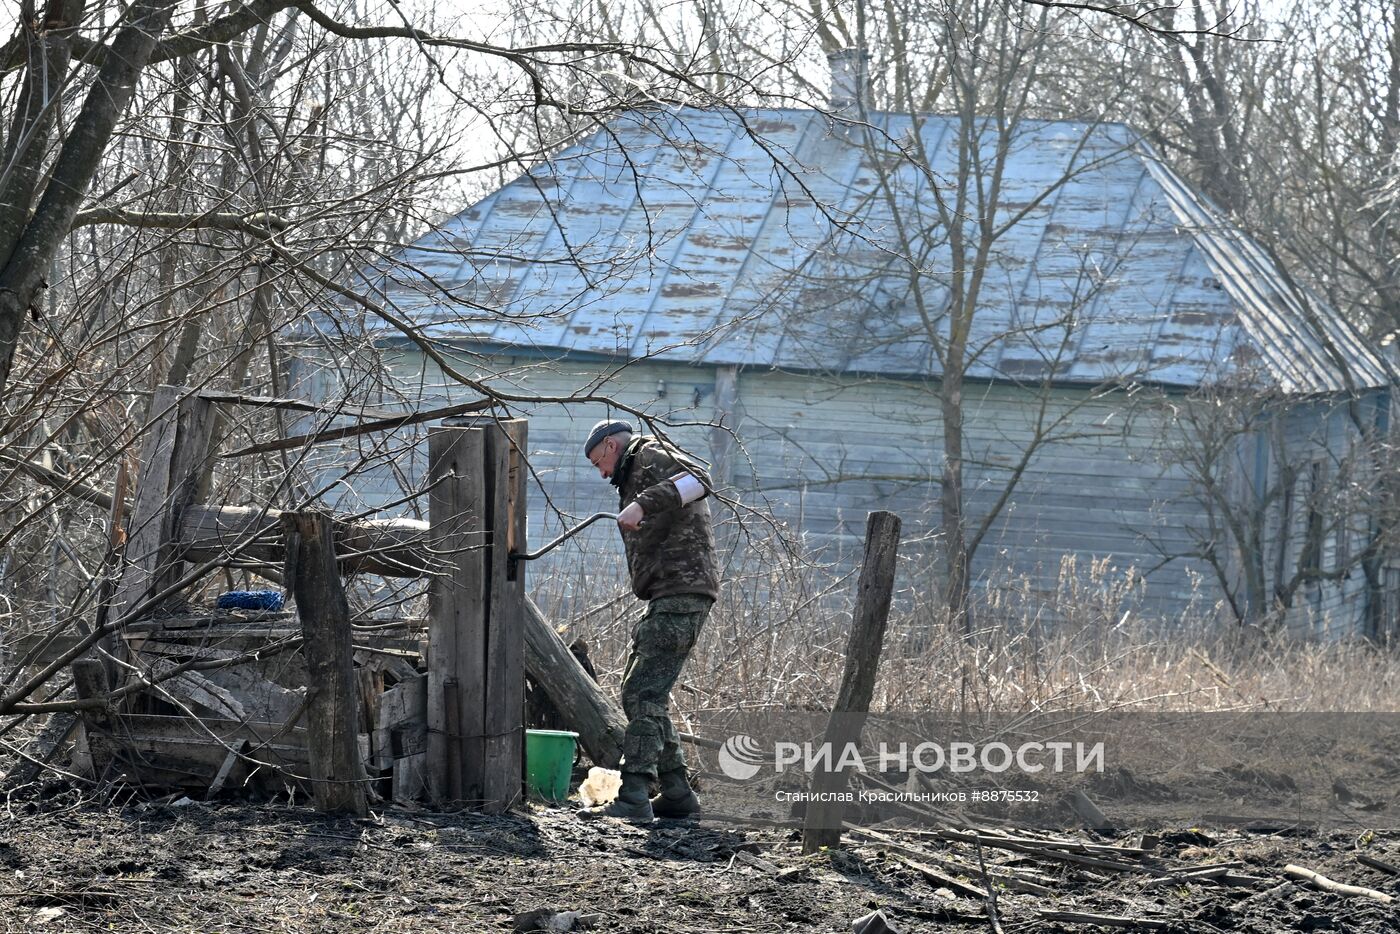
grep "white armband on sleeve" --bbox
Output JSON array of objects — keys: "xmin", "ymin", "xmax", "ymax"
[{"xmin": 670, "ymin": 471, "xmax": 706, "ymax": 506}]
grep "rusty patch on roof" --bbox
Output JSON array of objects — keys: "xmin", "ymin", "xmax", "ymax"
[
  {"xmin": 687, "ymin": 232, "xmax": 750, "ymax": 250},
  {"xmin": 1168, "ymin": 305, "xmax": 1231, "ymax": 327},
  {"xmin": 661, "ymin": 282, "xmax": 723, "ymax": 298}
]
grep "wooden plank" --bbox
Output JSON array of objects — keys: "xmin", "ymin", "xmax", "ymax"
[
  {"xmin": 427, "ymin": 427, "xmax": 488, "ymax": 806},
  {"xmin": 933, "ymin": 828, "xmax": 1164, "ymax": 875},
  {"xmin": 285, "ymin": 510, "xmax": 367, "ymax": 816},
  {"xmin": 482, "ymin": 419, "xmax": 526, "ymax": 811},
  {"xmin": 199, "ymin": 665, "xmax": 307, "ymax": 719},
  {"xmin": 99, "ymin": 713, "xmax": 307, "ymax": 746},
  {"xmin": 1037, "ymin": 910, "xmax": 1171, "ymax": 930},
  {"xmin": 1357, "ymin": 852, "xmax": 1400, "ymax": 876},
  {"xmin": 1069, "ymin": 787, "xmax": 1113, "ymax": 832},
  {"xmin": 445, "ymin": 678, "xmax": 464, "ymax": 800},
  {"xmin": 374, "ymin": 674, "xmax": 427, "ymax": 771},
  {"xmin": 88, "ymin": 714, "xmax": 310, "ymax": 786},
  {"xmin": 896, "ymin": 855, "xmax": 989, "ymax": 900},
  {"xmin": 176, "ymin": 505, "xmax": 431, "ymax": 577},
  {"xmin": 393, "ymin": 752, "xmax": 428, "ymax": 804},
  {"xmin": 802, "ymin": 511, "xmax": 901, "ymax": 854},
  {"xmin": 206, "ymin": 738, "xmax": 250, "ymax": 798},
  {"xmin": 503, "ymin": 419, "xmax": 528, "ymax": 561},
  {"xmin": 111, "ymin": 386, "xmax": 216, "ymax": 625},
  {"xmin": 358, "ymin": 667, "xmax": 385, "ymax": 776},
  {"xmin": 158, "ymin": 669, "xmax": 248, "ymax": 720},
  {"xmin": 354, "ymin": 648, "xmax": 420, "ymax": 683},
  {"xmin": 140, "ymin": 650, "xmax": 305, "ymax": 723},
  {"xmin": 72, "ymin": 660, "xmax": 113, "ymax": 780}
]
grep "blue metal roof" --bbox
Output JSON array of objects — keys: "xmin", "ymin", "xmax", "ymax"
[{"xmin": 350, "ymin": 106, "xmax": 1390, "ymax": 393}]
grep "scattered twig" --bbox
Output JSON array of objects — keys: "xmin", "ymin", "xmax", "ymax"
[
  {"xmin": 1283, "ymin": 864, "xmax": 1394, "ymax": 903},
  {"xmin": 222, "ymin": 398, "xmax": 494, "ymax": 458},
  {"xmin": 1356, "ymin": 852, "xmax": 1400, "ymax": 876},
  {"xmin": 1037, "ymin": 909, "xmax": 1171, "ymax": 930},
  {"xmin": 897, "ymin": 853, "xmax": 988, "ymax": 901},
  {"xmin": 936, "ymin": 828, "xmax": 1164, "ymax": 876},
  {"xmin": 849, "ymin": 826, "xmax": 1052, "ymax": 896},
  {"xmin": 972, "ymin": 839, "xmax": 1005, "ymax": 934}
]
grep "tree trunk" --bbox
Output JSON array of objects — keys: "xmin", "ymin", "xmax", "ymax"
[
  {"xmin": 0, "ymin": 0, "xmax": 88, "ymax": 269},
  {"xmin": 0, "ymin": 0, "xmax": 177, "ymax": 399},
  {"xmin": 940, "ymin": 374, "xmax": 972, "ymax": 634}
]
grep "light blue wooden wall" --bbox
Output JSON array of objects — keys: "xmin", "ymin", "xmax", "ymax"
[
  {"xmin": 1250, "ymin": 394, "xmax": 1382, "ymax": 639},
  {"xmin": 285, "ymin": 345, "xmax": 1377, "ymax": 632}
]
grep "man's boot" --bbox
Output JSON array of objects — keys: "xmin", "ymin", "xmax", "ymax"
[
  {"xmin": 651, "ymin": 767, "xmax": 701, "ymax": 818},
  {"xmin": 582, "ymin": 771, "xmax": 654, "ymax": 823}
]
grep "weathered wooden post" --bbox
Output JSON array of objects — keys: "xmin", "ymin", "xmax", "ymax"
[
  {"xmin": 483, "ymin": 418, "xmax": 527, "ymax": 809},
  {"xmin": 426, "ymin": 419, "xmax": 526, "ymax": 811},
  {"xmin": 110, "ymin": 385, "xmax": 216, "ymax": 626},
  {"xmin": 72, "ymin": 659, "xmax": 113, "ymax": 780},
  {"xmin": 426, "ymin": 426, "xmax": 484, "ymax": 804},
  {"xmin": 802, "ymin": 510, "xmax": 901, "ymax": 854},
  {"xmin": 284, "ymin": 510, "xmax": 367, "ymax": 816}
]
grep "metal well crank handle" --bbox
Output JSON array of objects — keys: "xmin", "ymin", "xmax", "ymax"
[{"xmin": 509, "ymin": 512, "xmax": 619, "ymax": 562}]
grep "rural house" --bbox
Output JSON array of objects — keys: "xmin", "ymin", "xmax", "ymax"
[{"xmin": 289, "ymin": 99, "xmax": 1395, "ymax": 636}]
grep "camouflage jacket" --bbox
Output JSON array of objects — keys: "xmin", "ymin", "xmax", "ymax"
[{"xmin": 611, "ymin": 435, "xmax": 720, "ymax": 601}]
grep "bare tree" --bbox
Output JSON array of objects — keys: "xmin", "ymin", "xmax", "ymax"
[
  {"xmin": 0, "ymin": 0, "xmax": 779, "ymax": 728},
  {"xmin": 1143, "ymin": 375, "xmax": 1394, "ymax": 636},
  {"xmin": 756, "ymin": 0, "xmax": 1159, "ymax": 633}
]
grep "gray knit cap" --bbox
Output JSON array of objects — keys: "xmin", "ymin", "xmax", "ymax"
[{"xmin": 584, "ymin": 419, "xmax": 633, "ymax": 456}]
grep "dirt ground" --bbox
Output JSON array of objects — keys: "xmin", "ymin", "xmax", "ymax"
[{"xmin": 0, "ymin": 781, "xmax": 1396, "ymax": 933}]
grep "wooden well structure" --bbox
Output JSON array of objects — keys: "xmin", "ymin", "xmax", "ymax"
[{"xmin": 63, "ymin": 385, "xmax": 621, "ymax": 814}]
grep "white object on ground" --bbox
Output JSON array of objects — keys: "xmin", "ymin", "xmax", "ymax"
[{"xmin": 577, "ymin": 767, "xmax": 621, "ymax": 807}]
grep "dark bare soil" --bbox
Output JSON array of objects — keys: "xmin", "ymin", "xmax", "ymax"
[{"xmin": 0, "ymin": 784, "xmax": 1397, "ymax": 933}]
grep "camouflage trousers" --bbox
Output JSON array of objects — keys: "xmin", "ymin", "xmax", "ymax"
[{"xmin": 619, "ymin": 594, "xmax": 713, "ymax": 779}]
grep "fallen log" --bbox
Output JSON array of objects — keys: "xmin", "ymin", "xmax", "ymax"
[
  {"xmin": 1283, "ymin": 864, "xmax": 1394, "ymax": 904},
  {"xmin": 523, "ymin": 597, "xmax": 626, "ymax": 769}
]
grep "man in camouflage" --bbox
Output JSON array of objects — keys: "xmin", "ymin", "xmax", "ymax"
[{"xmin": 583, "ymin": 419, "xmax": 719, "ymax": 822}]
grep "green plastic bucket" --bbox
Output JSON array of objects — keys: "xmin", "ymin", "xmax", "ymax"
[{"xmin": 525, "ymin": 729, "xmax": 578, "ymax": 802}]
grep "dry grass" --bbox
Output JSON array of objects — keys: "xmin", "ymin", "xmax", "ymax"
[{"xmin": 531, "ymin": 540, "xmax": 1400, "ymax": 720}]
